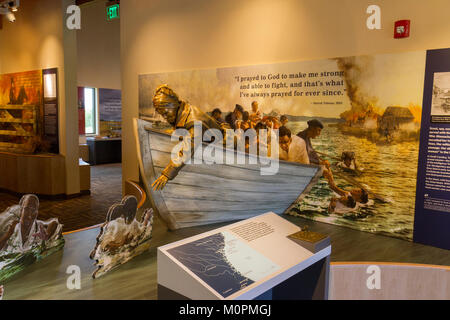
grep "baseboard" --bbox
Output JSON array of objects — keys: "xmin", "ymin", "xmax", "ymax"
[{"xmin": 0, "ymin": 188, "xmax": 90, "ymax": 200}]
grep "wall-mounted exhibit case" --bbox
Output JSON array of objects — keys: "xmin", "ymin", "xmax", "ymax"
[
  {"xmin": 0, "ymin": 69, "xmax": 59, "ymax": 155},
  {"xmin": 0, "ymin": 68, "xmax": 67, "ymax": 196}
]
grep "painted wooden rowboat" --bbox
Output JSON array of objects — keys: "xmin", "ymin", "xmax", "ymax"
[{"xmin": 134, "ymin": 118, "xmax": 322, "ymax": 230}]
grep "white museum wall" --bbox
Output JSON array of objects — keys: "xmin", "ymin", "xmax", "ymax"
[{"xmin": 77, "ymin": 0, "xmax": 121, "ymax": 90}]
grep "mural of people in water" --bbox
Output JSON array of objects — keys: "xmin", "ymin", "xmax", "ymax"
[{"xmin": 138, "ymin": 50, "xmax": 425, "ymax": 241}]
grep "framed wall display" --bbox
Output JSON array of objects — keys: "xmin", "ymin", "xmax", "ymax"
[
  {"xmin": 42, "ymin": 68, "xmax": 59, "ymax": 154},
  {"xmin": 0, "ymin": 70, "xmax": 43, "ymax": 154},
  {"xmin": 414, "ymin": 48, "xmax": 450, "ymax": 250},
  {"xmin": 98, "ymin": 88, "xmax": 121, "ymax": 137},
  {"xmin": 0, "ymin": 68, "xmax": 59, "ymax": 154}
]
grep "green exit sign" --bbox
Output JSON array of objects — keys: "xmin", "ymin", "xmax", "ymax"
[{"xmin": 106, "ymin": 4, "xmax": 120, "ymax": 21}]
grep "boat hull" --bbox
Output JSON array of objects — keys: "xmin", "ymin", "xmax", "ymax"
[{"xmin": 134, "ymin": 118, "xmax": 321, "ymax": 230}]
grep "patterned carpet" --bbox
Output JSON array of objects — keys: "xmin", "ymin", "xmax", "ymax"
[{"xmin": 0, "ymin": 163, "xmax": 123, "ymax": 232}]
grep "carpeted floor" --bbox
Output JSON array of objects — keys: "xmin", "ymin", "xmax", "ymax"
[{"xmin": 0, "ymin": 163, "xmax": 123, "ymax": 232}]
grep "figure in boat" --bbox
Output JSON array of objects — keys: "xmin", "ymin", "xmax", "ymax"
[
  {"xmin": 140, "ymin": 85, "xmax": 377, "ymax": 229},
  {"xmin": 151, "ymin": 84, "xmax": 229, "ymax": 191}
]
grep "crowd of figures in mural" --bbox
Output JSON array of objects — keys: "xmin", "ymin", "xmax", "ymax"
[{"xmin": 145, "ymin": 85, "xmax": 370, "ymax": 221}]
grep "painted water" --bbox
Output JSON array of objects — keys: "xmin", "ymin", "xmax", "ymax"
[{"xmin": 287, "ymin": 121, "xmax": 419, "ymax": 241}]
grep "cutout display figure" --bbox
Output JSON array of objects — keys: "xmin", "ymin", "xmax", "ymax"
[
  {"xmin": 0, "ymin": 195, "xmax": 64, "ymax": 283},
  {"xmin": 90, "ymin": 196, "xmax": 154, "ymax": 279}
]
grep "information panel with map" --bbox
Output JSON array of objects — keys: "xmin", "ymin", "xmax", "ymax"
[{"xmin": 167, "ymin": 231, "xmax": 280, "ymax": 298}]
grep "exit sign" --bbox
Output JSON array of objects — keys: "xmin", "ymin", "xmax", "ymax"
[{"xmin": 106, "ymin": 4, "xmax": 120, "ymax": 21}]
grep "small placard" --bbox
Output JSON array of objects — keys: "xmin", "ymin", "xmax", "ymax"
[
  {"xmin": 287, "ymin": 230, "xmax": 330, "ymax": 253},
  {"xmin": 288, "ymin": 230, "xmax": 327, "ymax": 243}
]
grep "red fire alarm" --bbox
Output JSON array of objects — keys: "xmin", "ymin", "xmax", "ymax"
[{"xmin": 394, "ymin": 20, "xmax": 410, "ymax": 38}]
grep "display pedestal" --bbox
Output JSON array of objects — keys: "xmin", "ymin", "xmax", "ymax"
[
  {"xmin": 87, "ymin": 137, "xmax": 121, "ymax": 165},
  {"xmin": 79, "ymin": 158, "xmax": 90, "ymax": 194},
  {"xmin": 158, "ymin": 256, "xmax": 330, "ymax": 300},
  {"xmin": 0, "ymin": 152, "xmax": 66, "ymax": 196},
  {"xmin": 157, "ymin": 212, "xmax": 331, "ymax": 300}
]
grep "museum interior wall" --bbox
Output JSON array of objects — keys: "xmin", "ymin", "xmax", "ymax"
[
  {"xmin": 77, "ymin": 0, "xmax": 120, "ymax": 90},
  {"xmin": 76, "ymin": 0, "xmax": 121, "ymax": 148},
  {"xmin": 0, "ymin": 0, "xmax": 80, "ymax": 196},
  {"xmin": 120, "ymin": 0, "xmax": 450, "ymax": 190}
]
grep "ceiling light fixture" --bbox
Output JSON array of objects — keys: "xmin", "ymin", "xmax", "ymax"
[{"xmin": 0, "ymin": 0, "xmax": 19, "ymax": 22}]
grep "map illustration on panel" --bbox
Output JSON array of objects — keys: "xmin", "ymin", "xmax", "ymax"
[{"xmin": 167, "ymin": 231, "xmax": 280, "ymax": 298}]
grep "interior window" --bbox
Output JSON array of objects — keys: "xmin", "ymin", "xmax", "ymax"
[{"xmin": 84, "ymin": 87, "xmax": 96, "ymax": 135}]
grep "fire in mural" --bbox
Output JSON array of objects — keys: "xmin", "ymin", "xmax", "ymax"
[{"xmin": 335, "ymin": 57, "xmax": 421, "ymax": 144}]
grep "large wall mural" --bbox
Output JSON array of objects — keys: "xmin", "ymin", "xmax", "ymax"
[{"xmin": 138, "ymin": 50, "xmax": 426, "ymax": 241}]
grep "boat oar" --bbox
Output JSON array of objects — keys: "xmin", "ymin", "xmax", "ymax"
[
  {"xmin": 316, "ymin": 150, "xmax": 363, "ymax": 175},
  {"xmin": 316, "ymin": 150, "xmax": 341, "ymax": 162}
]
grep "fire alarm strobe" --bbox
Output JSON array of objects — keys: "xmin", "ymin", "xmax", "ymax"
[{"xmin": 394, "ymin": 20, "xmax": 410, "ymax": 38}]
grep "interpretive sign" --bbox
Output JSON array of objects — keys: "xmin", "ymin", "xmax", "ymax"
[
  {"xmin": 158, "ymin": 212, "xmax": 331, "ymax": 300},
  {"xmin": 414, "ymin": 48, "xmax": 450, "ymax": 250}
]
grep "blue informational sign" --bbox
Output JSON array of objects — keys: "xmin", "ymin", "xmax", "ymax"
[
  {"xmin": 414, "ymin": 48, "xmax": 450, "ymax": 250},
  {"xmin": 99, "ymin": 88, "xmax": 122, "ymax": 122}
]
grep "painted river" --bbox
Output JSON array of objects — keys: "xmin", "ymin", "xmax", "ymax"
[{"xmin": 286, "ymin": 121, "xmax": 419, "ymax": 241}]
